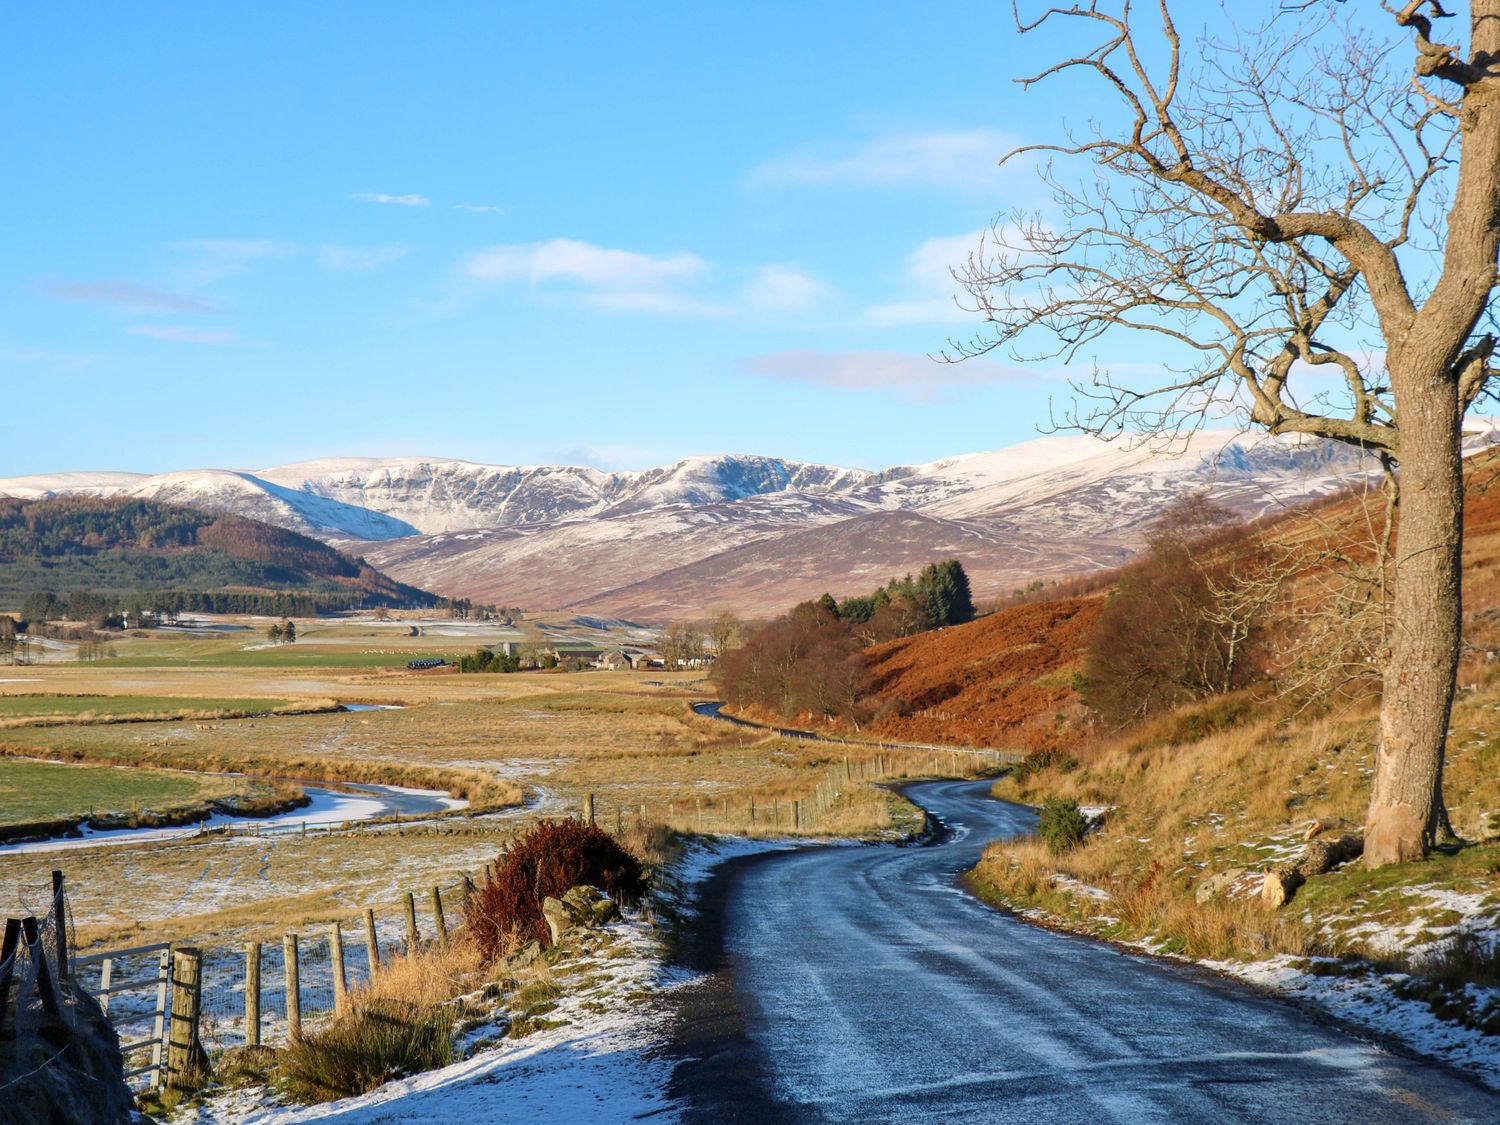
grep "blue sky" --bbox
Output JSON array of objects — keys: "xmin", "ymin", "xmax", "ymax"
[{"xmin": 3, "ymin": 2, "xmax": 1141, "ymax": 475}]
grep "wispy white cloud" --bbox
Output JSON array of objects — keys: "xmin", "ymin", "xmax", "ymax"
[
  {"xmin": 464, "ymin": 238, "xmax": 706, "ymax": 289},
  {"xmin": 41, "ymin": 279, "xmax": 216, "ymax": 313},
  {"xmin": 318, "ymin": 244, "xmax": 408, "ymax": 271},
  {"xmin": 740, "ymin": 265, "xmax": 835, "ymax": 314},
  {"xmin": 741, "ymin": 349, "xmax": 1030, "ymax": 400},
  {"xmin": 462, "ymin": 238, "xmax": 713, "ymax": 313},
  {"xmin": 129, "ymin": 324, "xmax": 236, "ymax": 345},
  {"xmin": 350, "ymin": 192, "xmax": 430, "ymax": 207},
  {"xmin": 171, "ymin": 239, "xmax": 292, "ymax": 286},
  {"xmin": 750, "ymin": 129, "xmax": 1011, "ymax": 191},
  {"xmin": 453, "ymin": 203, "xmax": 506, "ymax": 215},
  {"xmin": 459, "ymin": 239, "xmax": 841, "ymax": 319},
  {"xmin": 865, "ymin": 229, "xmax": 992, "ymax": 326}
]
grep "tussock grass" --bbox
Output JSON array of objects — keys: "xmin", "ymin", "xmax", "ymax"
[{"xmin": 279, "ymin": 998, "xmax": 456, "ymax": 1103}]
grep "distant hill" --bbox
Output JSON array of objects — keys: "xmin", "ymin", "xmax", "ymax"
[
  {"xmin": 0, "ymin": 496, "xmax": 435, "ymax": 612},
  {"xmin": 13, "ymin": 426, "xmax": 1500, "ymax": 618}
]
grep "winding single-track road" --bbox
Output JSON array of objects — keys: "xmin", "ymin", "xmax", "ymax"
[{"xmin": 669, "ymin": 779, "xmax": 1500, "ymax": 1123}]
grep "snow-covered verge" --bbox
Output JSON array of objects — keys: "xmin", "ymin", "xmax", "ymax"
[
  {"xmin": 173, "ymin": 836, "xmax": 790, "ymax": 1125},
  {"xmin": 999, "ymin": 869, "xmax": 1500, "ymax": 1092},
  {"xmin": 1204, "ymin": 953, "xmax": 1500, "ymax": 1089}
]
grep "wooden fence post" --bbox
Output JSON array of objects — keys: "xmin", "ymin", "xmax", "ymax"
[
  {"xmin": 793, "ymin": 800, "xmax": 801, "ymax": 830},
  {"xmin": 50, "ymin": 870, "xmax": 67, "ymax": 985},
  {"xmin": 429, "ymin": 887, "xmax": 447, "ymax": 948},
  {"xmin": 167, "ymin": 947, "xmax": 209, "ymax": 1086},
  {"xmin": 403, "ymin": 892, "xmax": 420, "ymax": 954},
  {"xmin": 583, "ymin": 793, "xmax": 595, "ymax": 825},
  {"xmin": 329, "ymin": 923, "xmax": 348, "ymax": 1014},
  {"xmin": 364, "ymin": 908, "xmax": 380, "ymax": 976},
  {"xmin": 283, "ymin": 933, "xmax": 302, "ymax": 1042},
  {"xmin": 245, "ymin": 943, "xmax": 262, "ymax": 1048}
]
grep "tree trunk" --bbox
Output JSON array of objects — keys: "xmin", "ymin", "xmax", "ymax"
[{"xmin": 1364, "ymin": 382, "xmax": 1464, "ymax": 867}]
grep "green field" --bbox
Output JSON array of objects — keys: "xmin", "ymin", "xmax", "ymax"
[
  {"xmin": 102, "ymin": 646, "xmax": 456, "ymax": 669},
  {"xmin": 0, "ymin": 758, "xmax": 256, "ymax": 826},
  {"xmin": 0, "ymin": 695, "xmax": 298, "ymax": 720}
]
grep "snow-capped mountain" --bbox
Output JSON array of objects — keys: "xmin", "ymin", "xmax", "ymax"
[
  {"xmin": 252, "ymin": 453, "xmax": 873, "ymax": 534},
  {"xmin": 9, "ymin": 425, "xmax": 1492, "ymax": 618},
  {"xmin": 0, "ymin": 468, "xmax": 419, "ymax": 541}
]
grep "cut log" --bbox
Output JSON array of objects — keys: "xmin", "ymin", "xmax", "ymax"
[{"xmin": 1260, "ymin": 866, "xmax": 1304, "ymax": 909}]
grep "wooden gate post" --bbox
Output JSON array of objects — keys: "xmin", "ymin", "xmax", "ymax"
[
  {"xmin": 403, "ymin": 892, "xmax": 419, "ymax": 954},
  {"xmin": 245, "ymin": 942, "xmax": 262, "ymax": 1048},
  {"xmin": 583, "ymin": 793, "xmax": 595, "ymax": 825},
  {"xmin": 429, "ymin": 887, "xmax": 447, "ymax": 947},
  {"xmin": 364, "ymin": 908, "xmax": 380, "ymax": 976},
  {"xmin": 97, "ymin": 958, "xmax": 113, "ymax": 1016},
  {"xmin": 167, "ymin": 947, "xmax": 209, "ymax": 1086},
  {"xmin": 149, "ymin": 949, "xmax": 169, "ymax": 1089},
  {"xmin": 329, "ymin": 923, "xmax": 348, "ymax": 1015},
  {"xmin": 283, "ymin": 933, "xmax": 302, "ymax": 1042}
]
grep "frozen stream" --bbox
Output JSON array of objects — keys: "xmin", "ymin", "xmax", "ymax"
[{"xmin": 0, "ymin": 779, "xmax": 466, "ymax": 856}]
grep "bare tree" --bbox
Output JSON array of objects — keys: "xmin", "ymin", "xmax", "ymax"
[
  {"xmin": 660, "ymin": 622, "xmax": 706, "ymax": 670},
  {"xmin": 958, "ymin": 2, "xmax": 1500, "ymax": 865},
  {"xmin": 707, "ymin": 610, "xmax": 742, "ymax": 657}
]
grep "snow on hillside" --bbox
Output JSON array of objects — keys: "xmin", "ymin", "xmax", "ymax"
[
  {"xmin": 10, "ymin": 424, "xmax": 1499, "ymax": 614},
  {"xmin": 0, "ymin": 470, "xmax": 149, "ymax": 496},
  {"xmin": 0, "ymin": 467, "xmax": 421, "ymax": 541},
  {"xmin": 256, "ymin": 453, "xmax": 873, "ymax": 534}
]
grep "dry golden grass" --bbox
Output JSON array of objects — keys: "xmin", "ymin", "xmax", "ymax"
[
  {"xmin": 2, "ymin": 626, "xmax": 981, "ymax": 953},
  {"xmin": 353, "ymin": 939, "xmax": 487, "ymax": 1011},
  {"xmin": 977, "ymin": 649, "xmax": 1500, "ymax": 961}
]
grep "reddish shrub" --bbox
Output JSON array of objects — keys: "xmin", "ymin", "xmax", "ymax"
[{"xmin": 465, "ymin": 819, "xmax": 649, "ymax": 957}]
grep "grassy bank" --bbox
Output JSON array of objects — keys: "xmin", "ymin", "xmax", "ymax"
[
  {"xmin": 969, "ymin": 673, "xmax": 1500, "ymax": 976},
  {"xmin": 0, "ymin": 693, "xmax": 333, "ymax": 728}
]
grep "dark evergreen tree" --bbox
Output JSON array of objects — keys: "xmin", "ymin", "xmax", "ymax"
[{"xmin": 916, "ymin": 559, "xmax": 975, "ymax": 628}]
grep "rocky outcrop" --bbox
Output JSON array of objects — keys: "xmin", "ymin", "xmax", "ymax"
[
  {"xmin": 1194, "ymin": 867, "xmax": 1247, "ymax": 905},
  {"xmin": 541, "ymin": 886, "xmax": 621, "ymax": 946}
]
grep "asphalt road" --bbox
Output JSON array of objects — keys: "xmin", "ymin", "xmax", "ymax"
[{"xmin": 669, "ymin": 779, "xmax": 1500, "ymax": 1123}]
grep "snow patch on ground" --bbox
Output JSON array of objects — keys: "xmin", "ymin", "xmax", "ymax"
[
  {"xmin": 178, "ymin": 835, "xmax": 799, "ymax": 1124},
  {"xmin": 182, "ymin": 922, "xmax": 676, "ymax": 1124},
  {"xmin": 1205, "ymin": 954, "xmax": 1500, "ymax": 1090}
]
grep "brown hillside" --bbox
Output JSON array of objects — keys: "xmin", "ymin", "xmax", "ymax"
[
  {"xmin": 850, "ymin": 448, "xmax": 1500, "ymax": 756},
  {"xmin": 862, "ymin": 596, "xmax": 1102, "ymax": 751}
]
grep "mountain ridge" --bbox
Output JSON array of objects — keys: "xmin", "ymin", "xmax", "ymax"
[{"xmin": 8, "ymin": 425, "xmax": 1497, "ymax": 619}]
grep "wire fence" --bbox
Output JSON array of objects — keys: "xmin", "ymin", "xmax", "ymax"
[
  {"xmin": 1, "ymin": 874, "xmax": 132, "ymax": 1122},
  {"xmin": 35, "ymin": 739, "xmax": 997, "ymax": 1098}
]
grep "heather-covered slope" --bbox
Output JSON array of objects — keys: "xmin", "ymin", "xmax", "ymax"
[{"xmin": 862, "ymin": 595, "xmax": 1102, "ymax": 750}]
